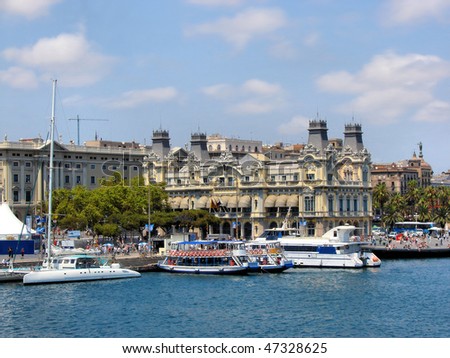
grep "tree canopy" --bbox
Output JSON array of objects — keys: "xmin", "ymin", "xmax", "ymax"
[{"xmin": 50, "ymin": 175, "xmax": 221, "ymax": 240}]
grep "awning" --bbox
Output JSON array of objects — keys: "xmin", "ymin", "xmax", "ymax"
[
  {"xmin": 196, "ymin": 196, "xmax": 208, "ymax": 209},
  {"xmin": 238, "ymin": 195, "xmax": 251, "ymax": 208},
  {"xmin": 179, "ymin": 197, "xmax": 189, "ymax": 209},
  {"xmin": 286, "ymin": 194, "xmax": 299, "ymax": 207},
  {"xmin": 227, "ymin": 196, "xmax": 238, "ymax": 208},
  {"xmin": 208, "ymin": 197, "xmax": 221, "ymax": 209},
  {"xmin": 264, "ymin": 195, "xmax": 277, "ymax": 208},
  {"xmin": 219, "ymin": 196, "xmax": 231, "ymax": 206},
  {"xmin": 169, "ymin": 197, "xmax": 181, "ymax": 209},
  {"xmin": 275, "ymin": 195, "xmax": 288, "ymax": 207}
]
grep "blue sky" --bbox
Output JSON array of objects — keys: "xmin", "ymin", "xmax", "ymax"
[{"xmin": 1, "ymin": 0, "xmax": 450, "ymax": 173}]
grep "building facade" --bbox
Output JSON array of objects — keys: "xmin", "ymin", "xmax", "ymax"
[
  {"xmin": 1, "ymin": 121, "xmax": 373, "ymax": 238},
  {"xmin": 146, "ymin": 121, "xmax": 373, "ymax": 239},
  {"xmin": 0, "ymin": 137, "xmax": 147, "ymax": 220},
  {"xmin": 371, "ymin": 144, "xmax": 433, "ymax": 194}
]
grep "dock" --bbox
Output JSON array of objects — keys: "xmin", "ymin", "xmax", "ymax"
[{"xmin": 364, "ymin": 245, "xmax": 450, "ymax": 259}]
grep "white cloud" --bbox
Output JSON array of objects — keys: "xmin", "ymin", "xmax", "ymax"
[
  {"xmin": 268, "ymin": 37, "xmax": 297, "ymax": 59},
  {"xmin": 317, "ymin": 51, "xmax": 450, "ymax": 123},
  {"xmin": 414, "ymin": 100, "xmax": 450, "ymax": 122},
  {"xmin": 102, "ymin": 87, "xmax": 179, "ymax": 109},
  {"xmin": 230, "ymin": 100, "xmax": 279, "ymax": 114},
  {"xmin": 0, "ymin": 0, "xmax": 61, "ymax": 19},
  {"xmin": 186, "ymin": 7, "xmax": 287, "ymax": 50},
  {"xmin": 0, "ymin": 66, "xmax": 39, "ymax": 89},
  {"xmin": 381, "ymin": 0, "xmax": 450, "ymax": 25},
  {"xmin": 201, "ymin": 83, "xmax": 234, "ymax": 99},
  {"xmin": 278, "ymin": 115, "xmax": 310, "ymax": 136},
  {"xmin": 1, "ymin": 32, "xmax": 116, "ymax": 87},
  {"xmin": 202, "ymin": 78, "xmax": 285, "ymax": 114},
  {"xmin": 242, "ymin": 79, "xmax": 282, "ymax": 96}
]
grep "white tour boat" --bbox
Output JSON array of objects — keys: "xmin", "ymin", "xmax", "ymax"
[
  {"xmin": 246, "ymin": 240, "xmax": 293, "ymax": 273},
  {"xmin": 23, "ymin": 254, "xmax": 140, "ymax": 285},
  {"xmin": 158, "ymin": 240, "xmax": 259, "ymax": 275},
  {"xmin": 22, "ymin": 80, "xmax": 140, "ymax": 285},
  {"xmin": 257, "ymin": 224, "xmax": 381, "ymax": 269}
]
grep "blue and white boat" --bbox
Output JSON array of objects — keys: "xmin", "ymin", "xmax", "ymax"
[
  {"xmin": 246, "ymin": 240, "xmax": 293, "ymax": 273},
  {"xmin": 158, "ymin": 240, "xmax": 258, "ymax": 275}
]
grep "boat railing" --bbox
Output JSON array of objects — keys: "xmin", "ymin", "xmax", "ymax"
[{"xmin": 168, "ymin": 249, "xmax": 230, "ymax": 257}]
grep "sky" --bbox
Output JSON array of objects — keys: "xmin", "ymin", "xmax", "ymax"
[{"xmin": 0, "ymin": 0, "xmax": 450, "ymax": 173}]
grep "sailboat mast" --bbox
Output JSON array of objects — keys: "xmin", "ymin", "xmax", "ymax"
[{"xmin": 46, "ymin": 79, "xmax": 57, "ymax": 262}]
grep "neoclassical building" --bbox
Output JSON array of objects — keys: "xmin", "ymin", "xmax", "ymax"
[{"xmin": 145, "ymin": 121, "xmax": 373, "ymax": 239}]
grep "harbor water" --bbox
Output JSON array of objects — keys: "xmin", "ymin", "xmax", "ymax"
[{"xmin": 1, "ymin": 258, "xmax": 449, "ymax": 338}]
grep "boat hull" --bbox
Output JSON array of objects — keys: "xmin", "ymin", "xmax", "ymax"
[
  {"xmin": 286, "ymin": 253, "xmax": 364, "ymax": 268},
  {"xmin": 157, "ymin": 263, "xmax": 248, "ymax": 275},
  {"xmin": 258, "ymin": 263, "xmax": 293, "ymax": 273},
  {"xmin": 23, "ymin": 268, "xmax": 141, "ymax": 285}
]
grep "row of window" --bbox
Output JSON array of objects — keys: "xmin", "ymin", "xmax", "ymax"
[{"xmin": 208, "ymin": 145, "xmax": 260, "ymax": 152}]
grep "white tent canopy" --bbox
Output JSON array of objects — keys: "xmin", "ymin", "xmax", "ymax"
[{"xmin": 0, "ymin": 202, "xmax": 35, "ymax": 239}]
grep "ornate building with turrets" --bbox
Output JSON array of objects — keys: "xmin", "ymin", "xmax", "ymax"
[{"xmin": 145, "ymin": 121, "xmax": 373, "ymax": 239}]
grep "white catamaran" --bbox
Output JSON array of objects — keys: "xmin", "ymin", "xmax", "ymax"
[{"xmin": 23, "ymin": 80, "xmax": 140, "ymax": 285}]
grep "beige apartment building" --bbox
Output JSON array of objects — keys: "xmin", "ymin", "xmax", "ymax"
[{"xmin": 371, "ymin": 146, "xmax": 433, "ymax": 194}]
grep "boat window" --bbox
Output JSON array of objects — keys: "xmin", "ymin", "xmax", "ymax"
[{"xmin": 283, "ymin": 245, "xmax": 317, "ymax": 252}]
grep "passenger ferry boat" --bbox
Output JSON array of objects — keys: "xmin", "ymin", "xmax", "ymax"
[
  {"xmin": 246, "ymin": 241, "xmax": 294, "ymax": 273},
  {"xmin": 23, "ymin": 254, "xmax": 141, "ymax": 285},
  {"xmin": 158, "ymin": 240, "xmax": 259, "ymax": 275},
  {"xmin": 257, "ymin": 224, "xmax": 381, "ymax": 269}
]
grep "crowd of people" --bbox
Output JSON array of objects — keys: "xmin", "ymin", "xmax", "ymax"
[{"xmin": 371, "ymin": 231, "xmax": 450, "ymax": 250}]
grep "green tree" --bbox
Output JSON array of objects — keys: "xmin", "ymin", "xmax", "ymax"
[{"xmin": 373, "ymin": 183, "xmax": 390, "ymax": 218}]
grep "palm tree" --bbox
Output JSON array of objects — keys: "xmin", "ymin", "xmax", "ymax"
[
  {"xmin": 373, "ymin": 182, "xmax": 390, "ymax": 219},
  {"xmin": 382, "ymin": 204, "xmax": 404, "ymax": 232},
  {"xmin": 404, "ymin": 180, "xmax": 421, "ymax": 218},
  {"xmin": 433, "ymin": 207, "xmax": 450, "ymax": 229}
]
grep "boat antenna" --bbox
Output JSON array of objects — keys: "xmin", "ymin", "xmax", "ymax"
[{"xmin": 46, "ymin": 79, "xmax": 57, "ymax": 264}]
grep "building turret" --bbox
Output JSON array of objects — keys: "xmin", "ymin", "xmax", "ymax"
[
  {"xmin": 190, "ymin": 132, "xmax": 209, "ymax": 161},
  {"xmin": 343, "ymin": 123, "xmax": 364, "ymax": 152},
  {"xmin": 152, "ymin": 129, "xmax": 170, "ymax": 158},
  {"xmin": 307, "ymin": 120, "xmax": 328, "ymax": 152}
]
